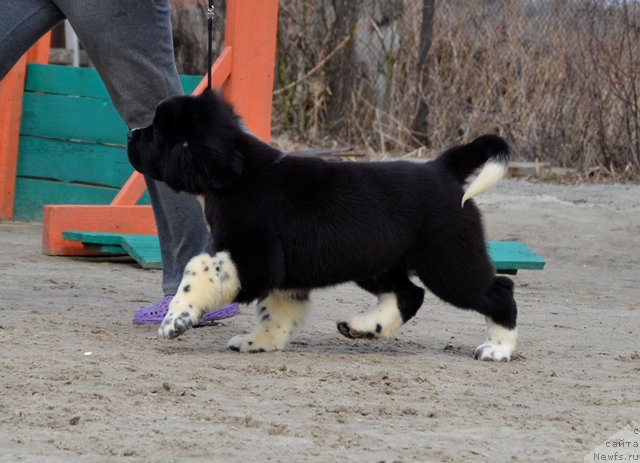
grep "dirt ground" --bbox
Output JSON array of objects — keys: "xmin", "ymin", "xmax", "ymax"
[{"xmin": 1, "ymin": 179, "xmax": 639, "ymax": 462}]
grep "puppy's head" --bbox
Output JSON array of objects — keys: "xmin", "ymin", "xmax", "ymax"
[{"xmin": 127, "ymin": 89, "xmax": 244, "ymax": 194}]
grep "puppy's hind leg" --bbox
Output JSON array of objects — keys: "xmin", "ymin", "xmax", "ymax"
[
  {"xmin": 227, "ymin": 290, "xmax": 309, "ymax": 353},
  {"xmin": 473, "ymin": 276, "xmax": 518, "ymax": 362},
  {"xmin": 159, "ymin": 252, "xmax": 241, "ymax": 339},
  {"xmin": 416, "ymin": 238, "xmax": 518, "ymax": 361},
  {"xmin": 337, "ymin": 272, "xmax": 425, "ymax": 340}
]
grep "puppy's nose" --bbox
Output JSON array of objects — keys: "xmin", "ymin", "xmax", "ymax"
[{"xmin": 127, "ymin": 128, "xmax": 139, "ymax": 142}]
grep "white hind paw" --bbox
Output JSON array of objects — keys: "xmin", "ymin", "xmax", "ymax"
[{"xmin": 474, "ymin": 319, "xmax": 517, "ymax": 362}]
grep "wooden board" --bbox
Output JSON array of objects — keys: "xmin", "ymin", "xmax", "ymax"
[
  {"xmin": 59, "ymin": 233, "xmax": 546, "ymax": 274},
  {"xmin": 20, "ymin": 68, "xmax": 202, "ymax": 144},
  {"xmin": 20, "ymin": 92, "xmax": 130, "ymax": 144},
  {"xmin": 43, "ymin": 205, "xmax": 157, "ymax": 255},
  {"xmin": 62, "ymin": 231, "xmax": 161, "ymax": 269},
  {"xmin": 24, "ymin": 63, "xmax": 202, "ymax": 99},
  {"xmin": 13, "ymin": 178, "xmax": 150, "ymax": 222},
  {"xmin": 120, "ymin": 235, "xmax": 162, "ymax": 269},
  {"xmin": 488, "ymin": 241, "xmax": 546, "ymax": 273},
  {"xmin": 14, "ymin": 178, "xmax": 117, "ymax": 222},
  {"xmin": 17, "ymin": 136, "xmax": 133, "ymax": 188}
]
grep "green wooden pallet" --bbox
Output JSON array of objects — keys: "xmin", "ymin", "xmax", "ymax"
[
  {"xmin": 62, "ymin": 231, "xmax": 161, "ymax": 270},
  {"xmin": 62, "ymin": 231, "xmax": 545, "ymax": 274}
]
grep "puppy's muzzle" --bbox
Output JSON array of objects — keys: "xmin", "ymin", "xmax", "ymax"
[{"xmin": 127, "ymin": 128, "xmax": 141, "ymax": 142}]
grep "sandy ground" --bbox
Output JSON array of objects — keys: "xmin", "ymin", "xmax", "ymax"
[{"xmin": 1, "ymin": 179, "xmax": 639, "ymax": 463}]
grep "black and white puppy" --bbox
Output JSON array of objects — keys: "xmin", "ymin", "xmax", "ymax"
[{"xmin": 128, "ymin": 89, "xmax": 517, "ymax": 361}]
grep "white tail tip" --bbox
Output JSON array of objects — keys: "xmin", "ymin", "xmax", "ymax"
[{"xmin": 461, "ymin": 161, "xmax": 507, "ymax": 207}]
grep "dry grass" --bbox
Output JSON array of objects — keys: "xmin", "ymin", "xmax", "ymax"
[{"xmin": 272, "ymin": 0, "xmax": 640, "ymax": 177}]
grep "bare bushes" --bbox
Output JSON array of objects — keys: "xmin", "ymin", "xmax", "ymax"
[{"xmin": 273, "ymin": 0, "xmax": 640, "ymax": 174}]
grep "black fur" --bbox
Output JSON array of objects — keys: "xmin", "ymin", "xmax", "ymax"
[{"xmin": 128, "ymin": 89, "xmax": 516, "ymax": 331}]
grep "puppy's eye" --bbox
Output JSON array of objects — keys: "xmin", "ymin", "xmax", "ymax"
[{"xmin": 168, "ymin": 136, "xmax": 187, "ymax": 147}]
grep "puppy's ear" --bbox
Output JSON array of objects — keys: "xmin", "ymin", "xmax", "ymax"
[{"xmin": 202, "ymin": 149, "xmax": 244, "ymax": 189}]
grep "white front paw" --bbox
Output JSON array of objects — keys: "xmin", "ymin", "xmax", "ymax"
[
  {"xmin": 158, "ymin": 252, "xmax": 240, "ymax": 340},
  {"xmin": 158, "ymin": 298, "xmax": 202, "ymax": 339}
]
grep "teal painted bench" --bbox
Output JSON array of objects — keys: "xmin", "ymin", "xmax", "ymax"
[
  {"xmin": 62, "ymin": 231, "xmax": 545, "ymax": 273},
  {"xmin": 13, "ymin": 64, "xmax": 201, "ymax": 221},
  {"xmin": 486, "ymin": 241, "xmax": 545, "ymax": 274},
  {"xmin": 63, "ymin": 231, "xmax": 162, "ymax": 269}
]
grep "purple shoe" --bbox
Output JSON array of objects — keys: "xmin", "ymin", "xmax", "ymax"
[{"xmin": 133, "ymin": 295, "xmax": 239, "ymax": 325}]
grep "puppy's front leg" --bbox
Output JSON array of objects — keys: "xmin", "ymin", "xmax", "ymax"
[{"xmin": 159, "ymin": 252, "xmax": 240, "ymax": 339}]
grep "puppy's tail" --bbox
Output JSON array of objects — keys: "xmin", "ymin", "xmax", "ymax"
[{"xmin": 436, "ymin": 134, "xmax": 510, "ymax": 207}]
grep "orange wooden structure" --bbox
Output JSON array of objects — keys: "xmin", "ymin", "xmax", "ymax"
[
  {"xmin": 0, "ymin": 0, "xmax": 278, "ymax": 256},
  {"xmin": 0, "ymin": 34, "xmax": 51, "ymax": 220}
]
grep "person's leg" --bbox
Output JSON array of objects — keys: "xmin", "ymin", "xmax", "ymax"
[
  {"xmin": 0, "ymin": 0, "xmax": 63, "ymax": 79},
  {"xmin": 54, "ymin": 0, "xmax": 212, "ymax": 295}
]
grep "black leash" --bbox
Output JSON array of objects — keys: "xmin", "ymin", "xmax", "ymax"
[{"xmin": 206, "ymin": 1, "xmax": 215, "ymax": 89}]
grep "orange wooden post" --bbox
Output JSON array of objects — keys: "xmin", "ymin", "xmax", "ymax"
[
  {"xmin": 26, "ymin": 33, "xmax": 52, "ymax": 64},
  {"xmin": 0, "ymin": 33, "xmax": 51, "ymax": 220},
  {"xmin": 109, "ymin": 173, "xmax": 148, "ymax": 206},
  {"xmin": 0, "ymin": 57, "xmax": 27, "ymax": 220},
  {"xmin": 222, "ymin": 0, "xmax": 279, "ymax": 142}
]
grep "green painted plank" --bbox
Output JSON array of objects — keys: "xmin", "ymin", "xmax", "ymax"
[
  {"xmin": 20, "ymin": 78, "xmax": 203, "ymax": 144},
  {"xmin": 61, "ymin": 233, "xmax": 545, "ymax": 274},
  {"xmin": 181, "ymin": 75, "xmax": 204, "ymax": 94},
  {"xmin": 63, "ymin": 231, "xmax": 129, "ymax": 245},
  {"xmin": 17, "ymin": 136, "xmax": 133, "ymax": 188},
  {"xmin": 121, "ymin": 235, "xmax": 162, "ymax": 269},
  {"xmin": 25, "ymin": 63, "xmax": 202, "ymax": 98},
  {"xmin": 20, "ymin": 92, "xmax": 128, "ymax": 144},
  {"xmin": 488, "ymin": 241, "xmax": 545, "ymax": 271},
  {"xmin": 62, "ymin": 232, "xmax": 161, "ymax": 269},
  {"xmin": 13, "ymin": 178, "xmax": 150, "ymax": 222},
  {"xmin": 25, "ymin": 64, "xmax": 110, "ymax": 99},
  {"xmin": 13, "ymin": 178, "xmax": 118, "ymax": 221}
]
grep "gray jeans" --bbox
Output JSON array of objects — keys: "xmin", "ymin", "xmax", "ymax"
[{"xmin": 0, "ymin": 0, "xmax": 212, "ymax": 295}]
